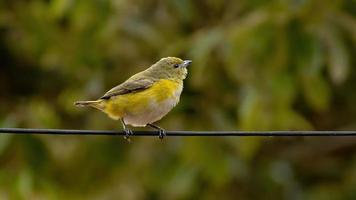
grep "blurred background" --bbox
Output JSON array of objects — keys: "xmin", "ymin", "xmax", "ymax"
[{"xmin": 0, "ymin": 0, "xmax": 355, "ymax": 199}]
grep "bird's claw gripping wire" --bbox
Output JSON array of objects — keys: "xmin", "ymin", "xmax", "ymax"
[
  {"xmin": 123, "ymin": 128, "xmax": 133, "ymax": 142},
  {"xmin": 148, "ymin": 123, "xmax": 166, "ymax": 140},
  {"xmin": 158, "ymin": 129, "xmax": 166, "ymax": 140},
  {"xmin": 121, "ymin": 119, "xmax": 133, "ymax": 142}
]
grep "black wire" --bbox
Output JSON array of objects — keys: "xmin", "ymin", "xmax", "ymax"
[{"xmin": 1, "ymin": 128, "xmax": 356, "ymax": 136}]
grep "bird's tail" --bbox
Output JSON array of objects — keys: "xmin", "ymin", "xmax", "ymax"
[{"xmin": 74, "ymin": 100, "xmax": 105, "ymax": 111}]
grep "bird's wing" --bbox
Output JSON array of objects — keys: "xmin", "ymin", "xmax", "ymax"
[{"xmin": 100, "ymin": 77, "xmax": 155, "ymax": 99}]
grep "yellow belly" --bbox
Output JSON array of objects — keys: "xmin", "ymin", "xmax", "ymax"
[{"xmin": 104, "ymin": 79, "xmax": 183, "ymax": 126}]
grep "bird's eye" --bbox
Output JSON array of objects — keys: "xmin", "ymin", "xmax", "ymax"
[{"xmin": 173, "ymin": 64, "xmax": 179, "ymax": 68}]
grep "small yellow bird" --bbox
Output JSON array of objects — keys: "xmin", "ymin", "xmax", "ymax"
[{"xmin": 74, "ymin": 57, "xmax": 191, "ymax": 139}]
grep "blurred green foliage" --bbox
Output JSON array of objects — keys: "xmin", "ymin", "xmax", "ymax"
[{"xmin": 0, "ymin": 0, "xmax": 355, "ymax": 199}]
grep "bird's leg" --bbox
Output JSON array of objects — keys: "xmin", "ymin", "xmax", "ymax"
[
  {"xmin": 120, "ymin": 118, "xmax": 132, "ymax": 141},
  {"xmin": 147, "ymin": 123, "xmax": 166, "ymax": 139}
]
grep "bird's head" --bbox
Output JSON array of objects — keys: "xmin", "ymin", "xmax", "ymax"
[{"xmin": 149, "ymin": 57, "xmax": 192, "ymax": 80}]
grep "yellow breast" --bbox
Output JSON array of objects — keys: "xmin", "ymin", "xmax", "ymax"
[{"xmin": 104, "ymin": 79, "xmax": 183, "ymax": 120}]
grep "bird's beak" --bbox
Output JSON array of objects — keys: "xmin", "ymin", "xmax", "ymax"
[{"xmin": 181, "ymin": 60, "xmax": 192, "ymax": 68}]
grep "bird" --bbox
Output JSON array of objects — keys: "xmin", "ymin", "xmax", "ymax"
[{"xmin": 74, "ymin": 57, "xmax": 192, "ymax": 140}]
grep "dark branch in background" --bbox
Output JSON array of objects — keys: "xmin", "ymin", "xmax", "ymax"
[{"xmin": 1, "ymin": 128, "xmax": 356, "ymax": 136}]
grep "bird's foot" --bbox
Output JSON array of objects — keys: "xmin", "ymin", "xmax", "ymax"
[
  {"xmin": 147, "ymin": 123, "xmax": 166, "ymax": 140},
  {"xmin": 123, "ymin": 128, "xmax": 133, "ymax": 142},
  {"xmin": 158, "ymin": 129, "xmax": 166, "ymax": 140}
]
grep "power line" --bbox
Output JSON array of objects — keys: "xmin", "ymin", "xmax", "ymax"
[{"xmin": 0, "ymin": 128, "xmax": 356, "ymax": 136}]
